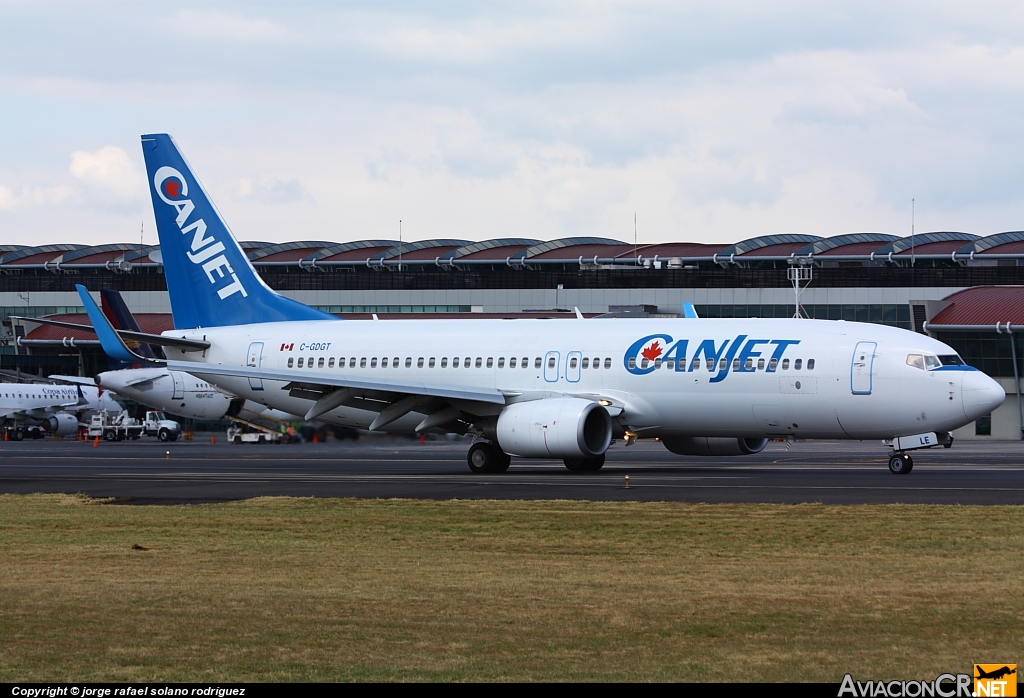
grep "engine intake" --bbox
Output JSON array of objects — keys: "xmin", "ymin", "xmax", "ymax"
[
  {"xmin": 496, "ymin": 398, "xmax": 612, "ymax": 459},
  {"xmin": 662, "ymin": 436, "xmax": 769, "ymax": 457},
  {"xmin": 45, "ymin": 412, "xmax": 81, "ymax": 436}
]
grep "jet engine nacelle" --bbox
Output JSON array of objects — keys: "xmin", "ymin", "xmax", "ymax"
[
  {"xmin": 46, "ymin": 412, "xmax": 81, "ymax": 436},
  {"xmin": 662, "ymin": 436, "xmax": 769, "ymax": 457},
  {"xmin": 496, "ymin": 398, "xmax": 612, "ymax": 459}
]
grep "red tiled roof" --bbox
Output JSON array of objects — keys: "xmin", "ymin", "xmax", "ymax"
[
  {"xmin": 982, "ymin": 241, "xmax": 1024, "ymax": 254},
  {"xmin": 930, "ymin": 287, "xmax": 1024, "ymax": 326},
  {"xmin": 459, "ymin": 245, "xmax": 532, "ymax": 260},
  {"xmin": 531, "ymin": 244, "xmax": 634, "ymax": 260},
  {"xmin": 819, "ymin": 242, "xmax": 891, "ymax": 256},
  {"xmin": 740, "ymin": 242, "xmax": 808, "ymax": 257},
  {"xmin": 25, "ymin": 314, "xmax": 174, "ymax": 341},
  {"xmin": 254, "ymin": 249, "xmax": 324, "ymax": 262}
]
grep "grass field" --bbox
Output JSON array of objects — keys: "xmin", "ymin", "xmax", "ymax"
[{"xmin": 1, "ymin": 494, "xmax": 1022, "ymax": 682}]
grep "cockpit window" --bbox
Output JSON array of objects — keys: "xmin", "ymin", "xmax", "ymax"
[
  {"xmin": 907, "ymin": 353, "xmax": 943, "ymax": 370},
  {"xmin": 939, "ymin": 355, "xmax": 965, "ymax": 366}
]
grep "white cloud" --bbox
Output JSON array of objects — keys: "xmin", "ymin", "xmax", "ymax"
[{"xmin": 69, "ymin": 146, "xmax": 144, "ymax": 201}]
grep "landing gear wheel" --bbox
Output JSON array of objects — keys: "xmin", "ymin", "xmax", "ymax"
[
  {"xmin": 888, "ymin": 453, "xmax": 913, "ymax": 474},
  {"xmin": 467, "ymin": 442, "xmax": 508, "ymax": 474},
  {"xmin": 564, "ymin": 454, "xmax": 606, "ymax": 472}
]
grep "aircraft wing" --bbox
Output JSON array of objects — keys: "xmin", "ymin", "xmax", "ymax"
[
  {"xmin": 48, "ymin": 375, "xmax": 97, "ymax": 386},
  {"xmin": 166, "ymin": 359, "xmax": 506, "ymax": 426}
]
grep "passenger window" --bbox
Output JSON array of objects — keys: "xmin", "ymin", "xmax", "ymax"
[
  {"xmin": 807, "ymin": 359, "xmax": 815, "ymax": 370},
  {"xmin": 393, "ymin": 357, "xmax": 399, "ymax": 367},
  {"xmin": 297, "ymin": 357, "xmax": 304, "ymax": 368},
  {"xmin": 417, "ymin": 357, "xmax": 424, "ymax": 368},
  {"xmin": 476, "ymin": 358, "xmax": 483, "ymax": 368},
  {"xmin": 287, "ymin": 357, "xmax": 294, "ymax": 368},
  {"xmin": 629, "ymin": 358, "xmax": 637, "ymax": 369},
  {"xmin": 690, "ymin": 358, "xmax": 701, "ymax": 370},
  {"xmin": 524, "ymin": 357, "xmax": 530, "ymax": 368},
  {"xmin": 781, "ymin": 358, "xmax": 789, "ymax": 370},
  {"xmin": 794, "ymin": 359, "xmax": 802, "ymax": 370},
  {"xmin": 498, "ymin": 358, "xmax": 505, "ymax": 368},
  {"xmin": 429, "ymin": 358, "xmax": 436, "ymax": 368},
  {"xmin": 757, "ymin": 358, "xmax": 765, "ymax": 370},
  {"xmin": 371, "ymin": 358, "xmax": 378, "ymax": 368},
  {"xmin": 666, "ymin": 359, "xmax": 674, "ymax": 370},
  {"xmin": 328, "ymin": 358, "xmax": 335, "ymax": 368},
  {"xmin": 570, "ymin": 357, "xmax": 578, "ymax": 369},
  {"xmin": 719, "ymin": 358, "xmax": 727, "ymax": 371},
  {"xmin": 486, "ymin": 358, "xmax": 493, "ymax": 368},
  {"xmin": 441, "ymin": 357, "xmax": 448, "ymax": 368},
  {"xmin": 349, "ymin": 358, "xmax": 356, "ymax": 368},
  {"xmin": 360, "ymin": 358, "xmax": 366, "ymax": 368},
  {"xmin": 547, "ymin": 357, "xmax": 556, "ymax": 369},
  {"xmin": 453, "ymin": 357, "xmax": 460, "ymax": 368},
  {"xmin": 307, "ymin": 356, "xmax": 313, "ymax": 366},
  {"xmin": 465, "ymin": 357, "xmax": 471, "ymax": 368},
  {"xmin": 318, "ymin": 357, "xmax": 325, "ymax": 368},
  {"xmin": 582, "ymin": 358, "xmax": 589, "ymax": 369},
  {"xmin": 535, "ymin": 358, "xmax": 542, "ymax": 369},
  {"xmin": 405, "ymin": 357, "xmax": 412, "ymax": 368},
  {"xmin": 604, "ymin": 358, "xmax": 611, "ymax": 369},
  {"xmin": 510, "ymin": 357, "xmax": 517, "ymax": 368},
  {"xmin": 769, "ymin": 358, "xmax": 778, "ymax": 370},
  {"xmin": 654, "ymin": 358, "xmax": 661, "ymax": 369},
  {"xmin": 641, "ymin": 358, "xmax": 649, "ymax": 369},
  {"xmin": 733, "ymin": 358, "xmax": 740, "ymax": 370},
  {"xmin": 384, "ymin": 357, "xmax": 390, "ymax": 368},
  {"xmin": 745, "ymin": 358, "xmax": 753, "ymax": 370}
]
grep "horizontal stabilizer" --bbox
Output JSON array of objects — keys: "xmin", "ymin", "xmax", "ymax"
[{"xmin": 13, "ymin": 315, "xmax": 209, "ymax": 352}]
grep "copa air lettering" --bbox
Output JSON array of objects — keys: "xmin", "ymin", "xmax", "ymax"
[
  {"xmin": 152, "ymin": 166, "xmax": 248, "ymax": 301},
  {"xmin": 624, "ymin": 333, "xmax": 800, "ymax": 382}
]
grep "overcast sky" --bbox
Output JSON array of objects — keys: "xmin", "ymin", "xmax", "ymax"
[{"xmin": 2, "ymin": 1, "xmax": 1024, "ymax": 247}]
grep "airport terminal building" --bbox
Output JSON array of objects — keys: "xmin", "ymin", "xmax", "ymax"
[{"xmin": 3, "ymin": 231, "xmax": 1024, "ymax": 440}]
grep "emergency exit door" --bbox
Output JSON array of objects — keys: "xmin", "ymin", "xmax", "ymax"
[
  {"xmin": 247, "ymin": 342, "xmax": 265, "ymax": 391},
  {"xmin": 851, "ymin": 341, "xmax": 877, "ymax": 395}
]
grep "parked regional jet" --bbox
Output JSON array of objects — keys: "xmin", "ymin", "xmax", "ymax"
[
  {"xmin": 0, "ymin": 382, "xmax": 120, "ymax": 439},
  {"xmin": 71, "ymin": 133, "xmax": 1007, "ymax": 474}
]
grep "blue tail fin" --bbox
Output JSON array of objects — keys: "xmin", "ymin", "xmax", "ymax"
[{"xmin": 141, "ymin": 133, "xmax": 335, "ymax": 328}]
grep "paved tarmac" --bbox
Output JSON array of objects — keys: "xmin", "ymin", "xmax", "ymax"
[{"xmin": 1, "ymin": 436, "xmax": 1023, "ymax": 505}]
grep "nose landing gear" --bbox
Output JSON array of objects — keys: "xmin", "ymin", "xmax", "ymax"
[{"xmin": 888, "ymin": 452, "xmax": 913, "ymax": 474}]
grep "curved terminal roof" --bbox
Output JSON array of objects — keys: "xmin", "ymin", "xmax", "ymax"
[
  {"xmin": 524, "ymin": 237, "xmax": 627, "ymax": 259},
  {"xmin": 452, "ymin": 238, "xmax": 541, "ymax": 260},
  {"xmin": 7, "ymin": 231, "xmax": 1024, "ymax": 270},
  {"xmin": 929, "ymin": 287, "xmax": 1024, "ymax": 326},
  {"xmin": 875, "ymin": 232, "xmax": 979, "ymax": 257},
  {"xmin": 719, "ymin": 234, "xmax": 822, "ymax": 258},
  {"xmin": 794, "ymin": 233, "xmax": 899, "ymax": 257},
  {"xmin": 958, "ymin": 231, "xmax": 1024, "ymax": 256}
]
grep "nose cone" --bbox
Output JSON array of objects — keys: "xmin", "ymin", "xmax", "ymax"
[{"xmin": 962, "ymin": 370, "xmax": 1005, "ymax": 421}]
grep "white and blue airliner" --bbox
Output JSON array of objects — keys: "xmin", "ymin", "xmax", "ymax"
[{"xmin": 64, "ymin": 134, "xmax": 1005, "ymax": 474}]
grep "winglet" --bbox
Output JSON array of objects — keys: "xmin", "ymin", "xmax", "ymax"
[
  {"xmin": 682, "ymin": 302, "xmax": 699, "ymax": 319},
  {"xmin": 75, "ymin": 285, "xmax": 163, "ymax": 365},
  {"xmin": 574, "ymin": 307, "xmax": 584, "ymax": 319}
]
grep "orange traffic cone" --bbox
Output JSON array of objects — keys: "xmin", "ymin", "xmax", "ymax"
[
  {"xmin": 312, "ymin": 432, "xmax": 319, "ymax": 444},
  {"xmin": 211, "ymin": 435, "xmax": 216, "ymax": 444},
  {"xmin": 93, "ymin": 436, "xmax": 99, "ymax": 448},
  {"xmin": 419, "ymin": 434, "xmax": 426, "ymax": 445}
]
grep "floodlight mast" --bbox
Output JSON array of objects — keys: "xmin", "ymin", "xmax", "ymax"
[{"xmin": 787, "ymin": 260, "xmax": 813, "ymax": 318}]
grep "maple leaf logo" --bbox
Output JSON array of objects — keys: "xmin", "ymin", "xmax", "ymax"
[
  {"xmin": 164, "ymin": 180, "xmax": 181, "ymax": 198},
  {"xmin": 641, "ymin": 341, "xmax": 663, "ymax": 361}
]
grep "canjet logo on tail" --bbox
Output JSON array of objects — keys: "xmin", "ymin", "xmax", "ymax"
[
  {"xmin": 153, "ymin": 166, "xmax": 248, "ymax": 301},
  {"xmin": 624, "ymin": 333, "xmax": 800, "ymax": 382}
]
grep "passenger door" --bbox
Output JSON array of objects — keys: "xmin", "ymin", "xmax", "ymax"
[
  {"xmin": 247, "ymin": 342, "xmax": 265, "ymax": 391},
  {"xmin": 566, "ymin": 351, "xmax": 582, "ymax": 383},
  {"xmin": 171, "ymin": 371, "xmax": 185, "ymax": 400},
  {"xmin": 851, "ymin": 341, "xmax": 877, "ymax": 395},
  {"xmin": 544, "ymin": 351, "xmax": 560, "ymax": 383}
]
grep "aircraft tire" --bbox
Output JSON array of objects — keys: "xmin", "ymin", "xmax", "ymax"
[
  {"xmin": 467, "ymin": 442, "xmax": 505, "ymax": 474},
  {"xmin": 564, "ymin": 454, "xmax": 606, "ymax": 472},
  {"xmin": 888, "ymin": 453, "xmax": 913, "ymax": 474}
]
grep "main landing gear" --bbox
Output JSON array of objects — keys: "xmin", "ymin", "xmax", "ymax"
[{"xmin": 467, "ymin": 442, "xmax": 511, "ymax": 474}]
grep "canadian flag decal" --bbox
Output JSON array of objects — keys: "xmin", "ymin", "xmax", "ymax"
[{"xmin": 280, "ymin": 343, "xmax": 294, "ymax": 351}]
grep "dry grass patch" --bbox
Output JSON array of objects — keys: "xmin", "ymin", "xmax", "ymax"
[{"xmin": 0, "ymin": 494, "xmax": 1021, "ymax": 682}]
